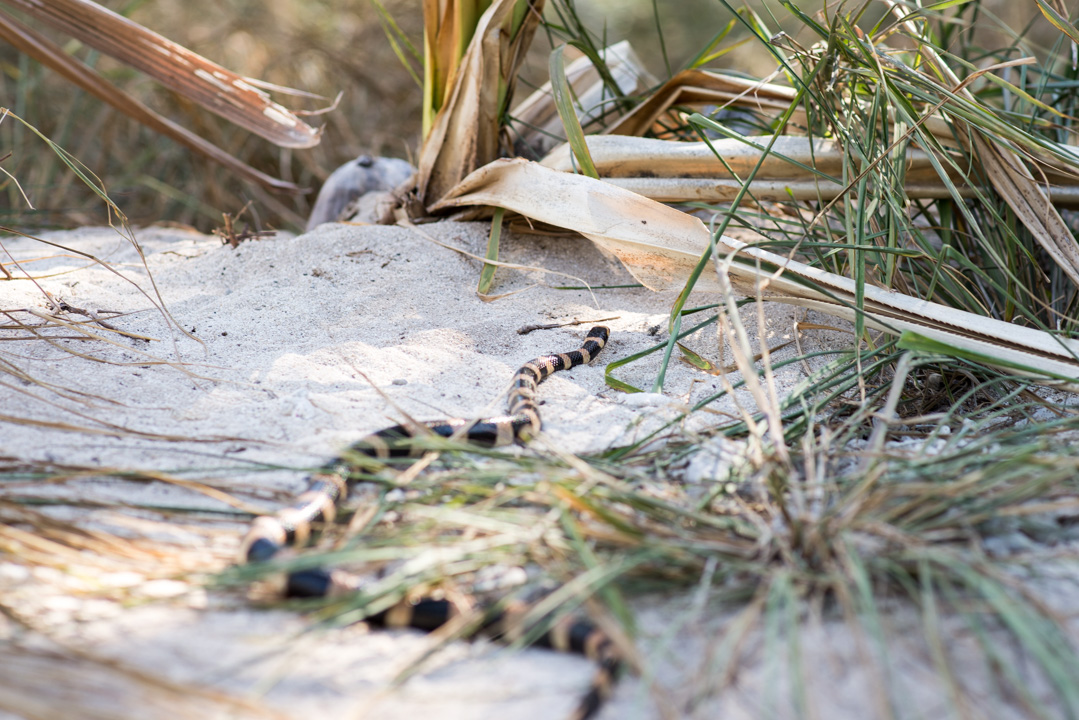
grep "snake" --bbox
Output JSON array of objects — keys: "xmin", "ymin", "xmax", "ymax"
[{"xmin": 239, "ymin": 326, "xmax": 618, "ymax": 720}]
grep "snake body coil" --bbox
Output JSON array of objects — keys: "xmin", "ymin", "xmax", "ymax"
[{"xmin": 240, "ymin": 327, "xmax": 617, "ymax": 720}]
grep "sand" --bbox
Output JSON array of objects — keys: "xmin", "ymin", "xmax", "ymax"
[{"xmin": 0, "ymin": 220, "xmax": 1072, "ymax": 719}]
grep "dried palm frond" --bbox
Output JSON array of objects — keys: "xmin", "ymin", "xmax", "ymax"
[
  {"xmin": 0, "ymin": 0, "xmax": 325, "ymax": 192},
  {"xmin": 435, "ymin": 159, "xmax": 1079, "ymax": 388},
  {"xmin": 416, "ymin": 0, "xmax": 544, "ymax": 207},
  {"xmin": 605, "ymin": 68, "xmax": 802, "ymax": 138},
  {"xmin": 0, "ymin": 0, "xmax": 322, "ymax": 148},
  {"xmin": 539, "ymin": 133, "xmax": 1073, "ymax": 203}
]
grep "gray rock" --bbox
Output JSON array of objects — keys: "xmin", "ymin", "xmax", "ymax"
[{"xmin": 306, "ymin": 155, "xmax": 414, "ymax": 231}]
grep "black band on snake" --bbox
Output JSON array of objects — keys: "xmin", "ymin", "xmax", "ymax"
[{"xmin": 239, "ymin": 326, "xmax": 617, "ymax": 720}]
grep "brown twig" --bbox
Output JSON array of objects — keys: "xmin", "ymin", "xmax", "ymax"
[
  {"xmin": 517, "ymin": 316, "xmax": 620, "ymax": 335},
  {"xmin": 54, "ymin": 300, "xmax": 141, "ymax": 338},
  {"xmin": 213, "ymin": 202, "xmax": 277, "ymax": 248}
]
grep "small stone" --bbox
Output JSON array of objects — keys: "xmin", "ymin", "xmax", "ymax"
[{"xmin": 392, "ymin": 378, "xmax": 408, "ymax": 386}]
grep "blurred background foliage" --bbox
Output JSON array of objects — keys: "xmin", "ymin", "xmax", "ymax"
[{"xmin": 0, "ymin": 0, "xmax": 1059, "ymax": 232}]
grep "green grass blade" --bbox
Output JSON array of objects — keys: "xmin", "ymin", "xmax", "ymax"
[
  {"xmin": 549, "ymin": 44, "xmax": 599, "ymax": 179},
  {"xmin": 1034, "ymin": 0, "xmax": 1079, "ymax": 45},
  {"xmin": 477, "ymin": 206, "xmax": 504, "ymax": 294}
]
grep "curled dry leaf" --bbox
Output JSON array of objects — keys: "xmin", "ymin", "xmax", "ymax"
[
  {"xmin": 602, "ymin": 67, "xmax": 957, "ymax": 140},
  {"xmin": 434, "ymin": 158, "xmax": 1079, "ymax": 389},
  {"xmin": 605, "ymin": 69, "xmax": 800, "ymax": 138}
]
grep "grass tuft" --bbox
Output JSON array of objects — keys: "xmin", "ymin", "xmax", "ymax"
[{"xmin": 4, "ymin": 1, "xmax": 1079, "ymax": 716}]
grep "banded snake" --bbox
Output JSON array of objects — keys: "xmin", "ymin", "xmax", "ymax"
[{"xmin": 240, "ymin": 326, "xmax": 619, "ymax": 719}]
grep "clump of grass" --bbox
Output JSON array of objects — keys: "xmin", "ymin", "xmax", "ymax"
[
  {"xmin": 4, "ymin": 0, "xmax": 1079, "ymax": 716},
  {"xmin": 223, "ymin": 344, "xmax": 1079, "ymax": 712},
  {"xmin": 218, "ymin": 1, "xmax": 1079, "ymax": 715}
]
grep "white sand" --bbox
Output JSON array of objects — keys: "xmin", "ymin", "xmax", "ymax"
[{"xmin": 0, "ymin": 221, "xmax": 1072, "ymax": 719}]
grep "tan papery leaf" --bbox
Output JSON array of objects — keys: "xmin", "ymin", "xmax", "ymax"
[{"xmin": 434, "ymin": 159, "xmax": 1079, "ymax": 388}]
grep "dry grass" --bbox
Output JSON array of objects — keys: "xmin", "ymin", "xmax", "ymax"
[
  {"xmin": 3, "ymin": 1, "xmax": 1079, "ymax": 717},
  {"xmin": 1, "ymin": 1, "xmax": 1052, "ymax": 233}
]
